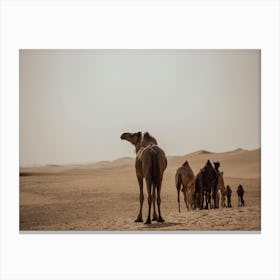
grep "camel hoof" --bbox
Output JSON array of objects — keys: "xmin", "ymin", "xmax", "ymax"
[
  {"xmin": 135, "ymin": 217, "xmax": 143, "ymax": 223},
  {"xmin": 157, "ymin": 217, "xmax": 165, "ymax": 223},
  {"xmin": 152, "ymin": 214, "xmax": 157, "ymax": 221},
  {"xmin": 144, "ymin": 219, "xmax": 151, "ymax": 224}
]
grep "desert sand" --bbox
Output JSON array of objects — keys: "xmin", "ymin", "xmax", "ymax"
[{"xmin": 20, "ymin": 148, "xmax": 261, "ymax": 231}]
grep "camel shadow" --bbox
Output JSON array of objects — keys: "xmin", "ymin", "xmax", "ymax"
[{"xmin": 142, "ymin": 222, "xmax": 183, "ymax": 229}]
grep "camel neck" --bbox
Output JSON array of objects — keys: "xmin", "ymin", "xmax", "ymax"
[{"xmin": 135, "ymin": 143, "xmax": 141, "ymax": 153}]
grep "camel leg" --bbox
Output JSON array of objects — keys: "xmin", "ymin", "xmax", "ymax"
[
  {"xmin": 183, "ymin": 190, "xmax": 189, "ymax": 210},
  {"xmin": 210, "ymin": 189, "xmax": 213, "ymax": 209},
  {"xmin": 221, "ymin": 194, "xmax": 225, "ymax": 208},
  {"xmin": 156, "ymin": 184, "xmax": 165, "ymax": 222},
  {"xmin": 144, "ymin": 181, "xmax": 152, "ymax": 224},
  {"xmin": 152, "ymin": 186, "xmax": 157, "ymax": 221},
  {"xmin": 208, "ymin": 191, "xmax": 211, "ymax": 209},
  {"xmin": 217, "ymin": 191, "xmax": 220, "ymax": 208},
  {"xmin": 188, "ymin": 189, "xmax": 194, "ymax": 210},
  {"xmin": 205, "ymin": 191, "xmax": 209, "ymax": 209},
  {"xmin": 228, "ymin": 196, "xmax": 232, "ymax": 207},
  {"xmin": 213, "ymin": 190, "xmax": 218, "ymax": 209},
  {"xmin": 177, "ymin": 186, "xmax": 181, "ymax": 212},
  {"xmin": 187, "ymin": 190, "xmax": 191, "ymax": 210},
  {"xmin": 207, "ymin": 191, "xmax": 211, "ymax": 209},
  {"xmin": 215, "ymin": 190, "xmax": 219, "ymax": 209},
  {"xmin": 212, "ymin": 191, "xmax": 218, "ymax": 209},
  {"xmin": 241, "ymin": 195, "xmax": 245, "ymax": 206},
  {"xmin": 135, "ymin": 175, "xmax": 144, "ymax": 222},
  {"xmin": 199, "ymin": 191, "xmax": 204, "ymax": 210},
  {"xmin": 193, "ymin": 192, "xmax": 196, "ymax": 210}
]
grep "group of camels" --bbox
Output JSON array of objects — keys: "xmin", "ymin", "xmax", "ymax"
[{"xmin": 121, "ymin": 131, "xmax": 245, "ymax": 224}]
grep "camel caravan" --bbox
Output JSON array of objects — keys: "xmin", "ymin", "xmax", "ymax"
[
  {"xmin": 176, "ymin": 159, "xmax": 234, "ymax": 211},
  {"xmin": 121, "ymin": 131, "xmax": 245, "ymax": 224}
]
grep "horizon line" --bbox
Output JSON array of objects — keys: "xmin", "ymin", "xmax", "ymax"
[{"xmin": 20, "ymin": 146, "xmax": 261, "ymax": 168}]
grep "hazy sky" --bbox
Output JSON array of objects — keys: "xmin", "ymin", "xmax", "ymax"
[{"xmin": 20, "ymin": 50, "xmax": 260, "ymax": 166}]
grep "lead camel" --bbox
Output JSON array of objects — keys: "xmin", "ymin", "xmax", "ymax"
[{"xmin": 120, "ymin": 131, "xmax": 167, "ymax": 224}]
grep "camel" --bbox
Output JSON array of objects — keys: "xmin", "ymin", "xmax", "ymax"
[
  {"xmin": 175, "ymin": 160, "xmax": 195, "ymax": 212},
  {"xmin": 120, "ymin": 131, "xmax": 167, "ymax": 224},
  {"xmin": 194, "ymin": 160, "xmax": 219, "ymax": 209},
  {"xmin": 213, "ymin": 160, "xmax": 228, "ymax": 208},
  {"xmin": 225, "ymin": 185, "xmax": 232, "ymax": 207},
  {"xmin": 212, "ymin": 161, "xmax": 223, "ymax": 208},
  {"xmin": 237, "ymin": 184, "xmax": 245, "ymax": 206},
  {"xmin": 216, "ymin": 171, "xmax": 226, "ymax": 208}
]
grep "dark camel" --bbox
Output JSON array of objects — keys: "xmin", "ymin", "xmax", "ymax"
[
  {"xmin": 120, "ymin": 131, "xmax": 167, "ymax": 224},
  {"xmin": 225, "ymin": 185, "xmax": 232, "ymax": 207},
  {"xmin": 175, "ymin": 160, "xmax": 195, "ymax": 212},
  {"xmin": 237, "ymin": 184, "xmax": 245, "ymax": 207},
  {"xmin": 194, "ymin": 160, "xmax": 219, "ymax": 209}
]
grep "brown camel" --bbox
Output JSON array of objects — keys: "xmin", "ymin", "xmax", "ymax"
[
  {"xmin": 216, "ymin": 171, "xmax": 226, "ymax": 208},
  {"xmin": 225, "ymin": 185, "xmax": 232, "ymax": 207},
  {"xmin": 175, "ymin": 160, "xmax": 195, "ymax": 212},
  {"xmin": 120, "ymin": 131, "xmax": 167, "ymax": 224}
]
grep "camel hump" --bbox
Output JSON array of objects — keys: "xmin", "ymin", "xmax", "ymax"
[{"xmin": 142, "ymin": 131, "xmax": 158, "ymax": 146}]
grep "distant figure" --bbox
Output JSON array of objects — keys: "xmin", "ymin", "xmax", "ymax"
[
  {"xmin": 226, "ymin": 185, "xmax": 232, "ymax": 207},
  {"xmin": 237, "ymin": 184, "xmax": 245, "ymax": 207},
  {"xmin": 175, "ymin": 160, "xmax": 195, "ymax": 212}
]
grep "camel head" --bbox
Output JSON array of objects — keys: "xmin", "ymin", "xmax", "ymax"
[
  {"xmin": 120, "ymin": 132, "xmax": 142, "ymax": 152},
  {"xmin": 214, "ymin": 161, "xmax": 220, "ymax": 171}
]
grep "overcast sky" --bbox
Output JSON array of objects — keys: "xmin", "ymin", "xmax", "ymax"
[{"xmin": 19, "ymin": 49, "xmax": 260, "ymax": 166}]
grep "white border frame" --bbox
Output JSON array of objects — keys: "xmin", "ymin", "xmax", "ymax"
[{"xmin": 1, "ymin": 1, "xmax": 279, "ymax": 279}]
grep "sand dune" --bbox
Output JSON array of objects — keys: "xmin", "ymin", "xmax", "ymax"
[{"xmin": 20, "ymin": 148, "xmax": 261, "ymax": 231}]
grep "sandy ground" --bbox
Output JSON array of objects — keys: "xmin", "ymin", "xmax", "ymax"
[{"xmin": 20, "ymin": 148, "xmax": 261, "ymax": 231}]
